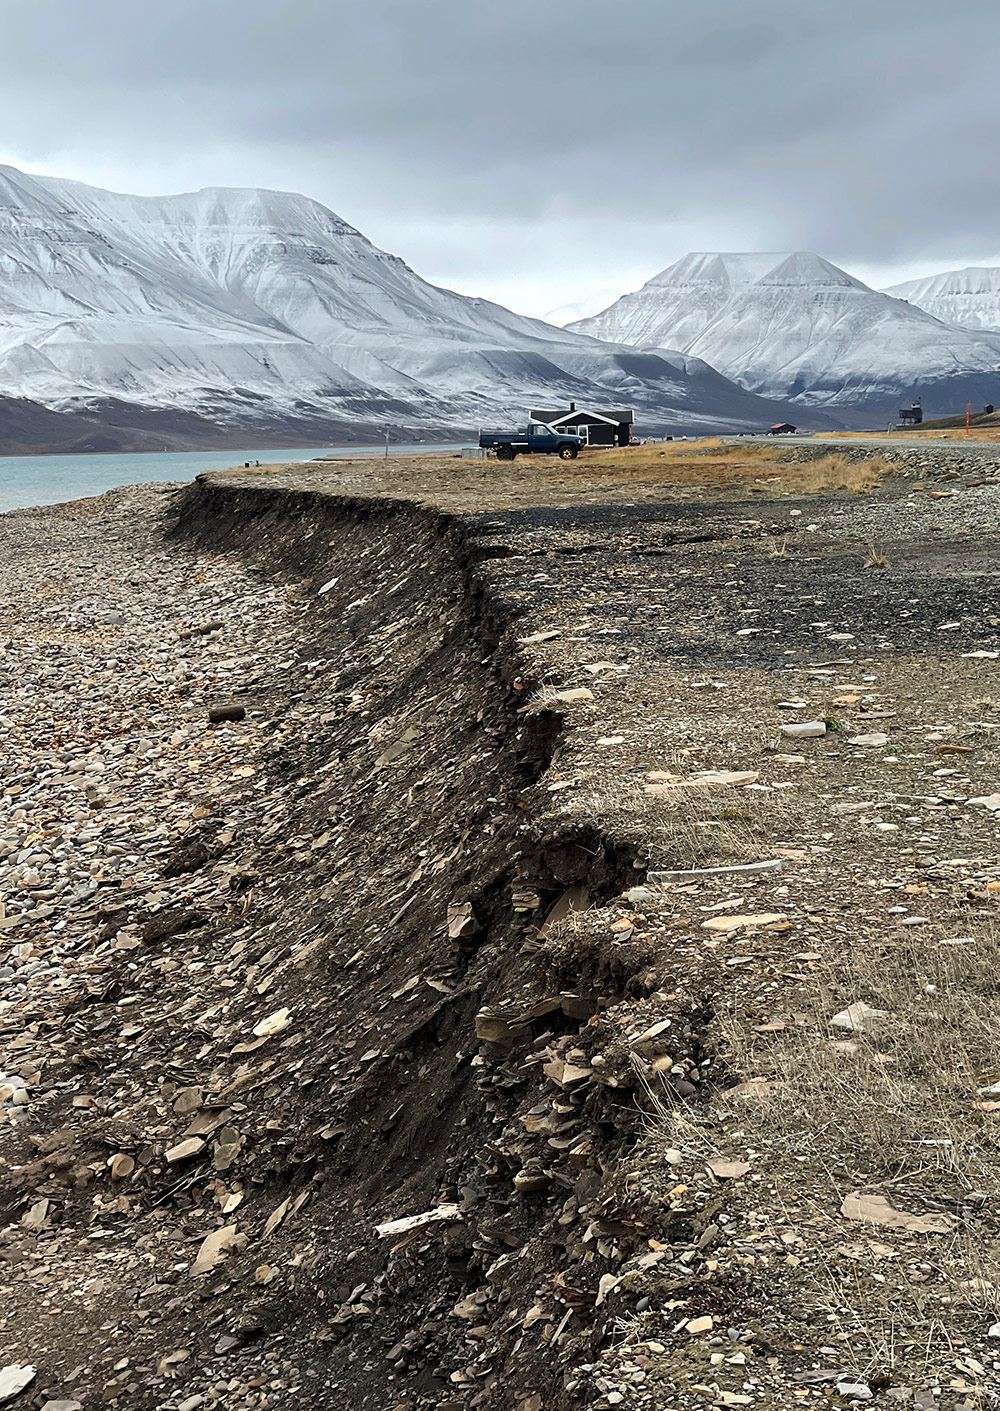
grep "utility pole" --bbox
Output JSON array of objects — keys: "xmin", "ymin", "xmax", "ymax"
[{"xmin": 967, "ymin": 401, "xmax": 972, "ymax": 438}]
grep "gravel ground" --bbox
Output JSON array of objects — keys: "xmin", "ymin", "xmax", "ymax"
[
  {"xmin": 0, "ymin": 485, "xmax": 295, "ymax": 981},
  {"xmin": 2, "ymin": 453, "xmax": 1000, "ymax": 1411},
  {"xmin": 0, "ymin": 486, "xmax": 317, "ymax": 1407}
]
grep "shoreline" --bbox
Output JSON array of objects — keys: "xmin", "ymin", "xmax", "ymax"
[
  {"xmin": 0, "ymin": 437, "xmax": 471, "ymax": 459},
  {"xmin": 0, "ymin": 441, "xmax": 469, "ymax": 514}
]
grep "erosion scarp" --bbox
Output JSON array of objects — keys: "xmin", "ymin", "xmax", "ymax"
[{"xmin": 0, "ymin": 476, "xmax": 661, "ymax": 1411}]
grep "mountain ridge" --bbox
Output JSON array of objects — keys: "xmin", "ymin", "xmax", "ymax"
[
  {"xmin": 885, "ymin": 266, "xmax": 1000, "ymax": 333},
  {"xmin": 570, "ymin": 251, "xmax": 1000, "ymax": 414},
  {"xmin": 0, "ymin": 165, "xmax": 811, "ymax": 448}
]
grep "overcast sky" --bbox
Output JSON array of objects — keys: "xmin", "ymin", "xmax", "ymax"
[{"xmin": 2, "ymin": 0, "xmax": 998, "ymax": 320}]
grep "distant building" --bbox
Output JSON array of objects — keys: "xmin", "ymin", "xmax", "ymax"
[
  {"xmin": 529, "ymin": 402, "xmax": 633, "ymax": 447},
  {"xmin": 769, "ymin": 422, "xmax": 797, "ymax": 435},
  {"xmin": 898, "ymin": 401, "xmax": 923, "ymax": 426}
]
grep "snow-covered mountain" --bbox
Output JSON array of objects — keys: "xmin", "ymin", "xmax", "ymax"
[
  {"xmin": 571, "ymin": 253, "xmax": 783, "ymax": 348},
  {"xmin": 0, "ymin": 165, "xmax": 805, "ymax": 449},
  {"xmin": 885, "ymin": 267, "xmax": 1000, "ymax": 332},
  {"xmin": 570, "ymin": 251, "xmax": 1000, "ymax": 414}
]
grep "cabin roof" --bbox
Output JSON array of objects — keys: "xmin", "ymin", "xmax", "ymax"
[{"xmin": 530, "ymin": 405, "xmax": 634, "ymax": 426}]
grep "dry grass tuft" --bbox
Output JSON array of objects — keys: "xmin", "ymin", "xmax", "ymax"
[
  {"xmin": 575, "ymin": 778, "xmax": 801, "ymax": 871},
  {"xmin": 574, "ymin": 442, "xmax": 901, "ymax": 497},
  {"xmin": 783, "ymin": 453, "xmax": 899, "ymax": 494},
  {"xmin": 715, "ymin": 926, "xmax": 1000, "ymax": 1184}
]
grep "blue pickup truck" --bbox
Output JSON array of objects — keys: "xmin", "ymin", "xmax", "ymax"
[{"xmin": 479, "ymin": 423, "xmax": 585, "ymax": 460}]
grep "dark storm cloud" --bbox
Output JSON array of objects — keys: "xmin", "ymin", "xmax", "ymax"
[{"xmin": 3, "ymin": 0, "xmax": 999, "ymax": 314}]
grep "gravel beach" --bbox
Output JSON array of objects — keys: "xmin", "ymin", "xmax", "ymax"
[
  {"xmin": 0, "ymin": 484, "xmax": 295, "ymax": 987},
  {"xmin": 0, "ymin": 484, "xmax": 319, "ymax": 1404}
]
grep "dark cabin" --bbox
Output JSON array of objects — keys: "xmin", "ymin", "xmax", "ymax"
[
  {"xmin": 898, "ymin": 401, "xmax": 923, "ymax": 426},
  {"xmin": 529, "ymin": 402, "xmax": 633, "ymax": 447},
  {"xmin": 769, "ymin": 422, "xmax": 797, "ymax": 435}
]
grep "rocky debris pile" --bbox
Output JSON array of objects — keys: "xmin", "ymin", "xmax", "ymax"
[{"xmin": 779, "ymin": 440, "xmax": 1000, "ymax": 484}]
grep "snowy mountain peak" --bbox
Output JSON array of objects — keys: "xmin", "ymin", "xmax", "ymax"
[
  {"xmin": 570, "ymin": 248, "xmax": 1000, "ymax": 412},
  {"xmin": 647, "ymin": 252, "xmax": 777, "ymax": 289},
  {"xmin": 756, "ymin": 251, "xmax": 869, "ymax": 290},
  {"xmin": 0, "ymin": 165, "xmax": 363, "ymax": 236},
  {"xmin": 885, "ymin": 265, "xmax": 1000, "ymax": 331}
]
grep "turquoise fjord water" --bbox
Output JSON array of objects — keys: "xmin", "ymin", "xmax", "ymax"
[{"xmin": 0, "ymin": 443, "xmax": 466, "ymax": 513}]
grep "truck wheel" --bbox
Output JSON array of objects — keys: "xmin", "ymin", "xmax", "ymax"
[
  {"xmin": 497, "ymin": 445, "xmax": 515, "ymax": 461},
  {"xmin": 558, "ymin": 445, "xmax": 578, "ymax": 460}
]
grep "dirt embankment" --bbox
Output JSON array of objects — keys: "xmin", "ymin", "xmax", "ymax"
[
  {"xmin": 165, "ymin": 479, "xmax": 658, "ymax": 1407},
  {"xmin": 0, "ymin": 476, "xmax": 663, "ymax": 1411}
]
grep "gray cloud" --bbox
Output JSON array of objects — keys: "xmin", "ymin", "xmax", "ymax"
[{"xmin": 3, "ymin": 0, "xmax": 999, "ymax": 316}]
